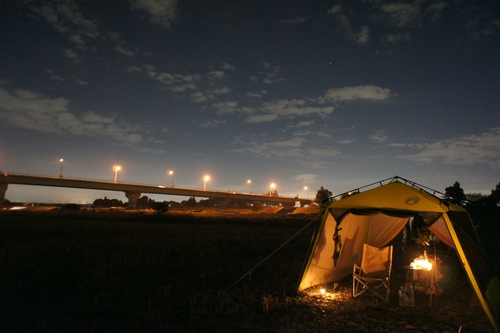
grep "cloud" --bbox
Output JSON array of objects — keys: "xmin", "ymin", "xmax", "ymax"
[
  {"xmin": 247, "ymin": 99, "xmax": 334, "ymax": 123},
  {"xmin": 235, "ymin": 85, "xmax": 391, "ymax": 124},
  {"xmin": 130, "ymin": 0, "xmax": 178, "ymax": 28},
  {"xmin": 397, "ymin": 127, "xmax": 500, "ymax": 168},
  {"xmin": 199, "ymin": 119, "xmax": 226, "ymax": 128},
  {"xmin": 327, "ymin": 5, "xmax": 370, "ymax": 45},
  {"xmin": 211, "ymin": 87, "xmax": 231, "ymax": 95},
  {"xmin": 69, "ymin": 34, "xmax": 85, "ymax": 45},
  {"xmin": 380, "ymin": 3, "xmax": 422, "ymax": 28},
  {"xmin": 108, "ymin": 32, "xmax": 137, "ymax": 57},
  {"xmin": 355, "ymin": 25, "xmax": 370, "ymax": 45},
  {"xmin": 0, "ymin": 88, "xmax": 143, "ymax": 144},
  {"xmin": 64, "ymin": 48, "xmax": 81, "ymax": 63},
  {"xmin": 246, "ymin": 90, "xmax": 268, "ymax": 98},
  {"xmin": 255, "ymin": 62, "xmax": 286, "ymax": 85},
  {"xmin": 293, "ymin": 120, "xmax": 315, "ymax": 128},
  {"xmin": 233, "ymin": 136, "xmax": 342, "ymax": 162},
  {"xmin": 44, "ymin": 70, "xmax": 65, "ymax": 82},
  {"xmin": 293, "ymin": 174, "xmax": 317, "ymax": 184},
  {"xmin": 327, "ymin": 5, "xmax": 342, "ymax": 15},
  {"xmin": 324, "ymin": 85, "xmax": 392, "ymax": 102},
  {"xmin": 221, "ymin": 62, "xmax": 236, "ymax": 71},
  {"xmin": 71, "ymin": 77, "xmax": 89, "ymax": 85},
  {"xmin": 125, "ymin": 66, "xmax": 142, "ymax": 73},
  {"xmin": 385, "ymin": 33, "xmax": 411, "ymax": 44},
  {"xmin": 169, "ymin": 84, "xmax": 196, "ymax": 92},
  {"xmin": 246, "ymin": 113, "xmax": 279, "ymax": 123},
  {"xmin": 190, "ymin": 91, "xmax": 207, "ymax": 103},
  {"xmin": 370, "ymin": 130, "xmax": 389, "ymax": 143},
  {"xmin": 207, "ymin": 71, "xmax": 226, "ymax": 80},
  {"xmin": 31, "ymin": 2, "xmax": 99, "ymax": 41},
  {"xmin": 278, "ymin": 17, "xmax": 309, "ymax": 25},
  {"xmin": 213, "ymin": 101, "xmax": 238, "ymax": 115},
  {"xmin": 234, "ymin": 137, "xmax": 305, "ymax": 158},
  {"xmin": 427, "ymin": 2, "xmax": 449, "ymax": 21}
]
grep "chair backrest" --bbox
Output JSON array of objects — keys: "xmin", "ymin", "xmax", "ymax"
[{"xmin": 360, "ymin": 244, "xmax": 393, "ymax": 279}]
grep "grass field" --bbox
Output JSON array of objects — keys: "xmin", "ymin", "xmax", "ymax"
[{"xmin": 0, "ymin": 211, "xmax": 496, "ymax": 332}]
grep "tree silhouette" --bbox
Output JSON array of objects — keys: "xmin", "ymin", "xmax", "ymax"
[
  {"xmin": 444, "ymin": 181, "xmax": 466, "ymax": 205},
  {"xmin": 315, "ymin": 186, "xmax": 333, "ymax": 207}
]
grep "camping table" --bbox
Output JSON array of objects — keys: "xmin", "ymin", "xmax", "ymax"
[{"xmin": 405, "ymin": 265, "xmax": 439, "ymax": 306}]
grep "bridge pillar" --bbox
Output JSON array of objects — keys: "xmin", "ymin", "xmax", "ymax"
[
  {"xmin": 125, "ymin": 191, "xmax": 141, "ymax": 209},
  {"xmin": 0, "ymin": 183, "xmax": 7, "ymax": 208}
]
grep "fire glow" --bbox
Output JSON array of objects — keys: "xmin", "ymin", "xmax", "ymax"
[{"xmin": 410, "ymin": 258, "xmax": 433, "ymax": 271}]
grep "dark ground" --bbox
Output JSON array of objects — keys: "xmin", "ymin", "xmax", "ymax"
[{"xmin": 0, "ymin": 210, "xmax": 497, "ymax": 332}]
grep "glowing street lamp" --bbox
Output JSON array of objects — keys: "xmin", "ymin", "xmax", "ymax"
[
  {"xmin": 113, "ymin": 165, "xmax": 121, "ymax": 183},
  {"xmin": 59, "ymin": 158, "xmax": 64, "ymax": 178},
  {"xmin": 203, "ymin": 175, "xmax": 210, "ymax": 191},
  {"xmin": 168, "ymin": 170, "xmax": 174, "ymax": 187},
  {"xmin": 269, "ymin": 183, "xmax": 276, "ymax": 197},
  {"xmin": 304, "ymin": 186, "xmax": 309, "ymax": 198},
  {"xmin": 247, "ymin": 179, "xmax": 252, "ymax": 194}
]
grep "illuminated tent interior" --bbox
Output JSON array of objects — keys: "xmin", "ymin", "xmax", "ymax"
[{"xmin": 297, "ymin": 177, "xmax": 500, "ymax": 332}]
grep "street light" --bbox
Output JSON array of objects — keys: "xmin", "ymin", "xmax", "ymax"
[
  {"xmin": 59, "ymin": 158, "xmax": 64, "ymax": 178},
  {"xmin": 270, "ymin": 183, "xmax": 276, "ymax": 197},
  {"xmin": 304, "ymin": 186, "xmax": 309, "ymax": 198},
  {"xmin": 247, "ymin": 179, "xmax": 252, "ymax": 194},
  {"xmin": 168, "ymin": 170, "xmax": 174, "ymax": 187},
  {"xmin": 203, "ymin": 175, "xmax": 210, "ymax": 191},
  {"xmin": 113, "ymin": 165, "xmax": 121, "ymax": 183}
]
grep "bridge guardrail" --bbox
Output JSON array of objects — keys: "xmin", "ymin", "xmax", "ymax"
[{"xmin": 1, "ymin": 171, "xmax": 301, "ymax": 199}]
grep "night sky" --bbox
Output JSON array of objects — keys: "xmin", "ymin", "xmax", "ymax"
[{"xmin": 1, "ymin": 1, "xmax": 499, "ymax": 204}]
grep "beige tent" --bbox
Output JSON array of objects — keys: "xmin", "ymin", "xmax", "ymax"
[{"xmin": 298, "ymin": 178, "xmax": 500, "ymax": 332}]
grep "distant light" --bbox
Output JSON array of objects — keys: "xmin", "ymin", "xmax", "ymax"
[
  {"xmin": 320, "ymin": 288, "xmax": 326, "ymax": 295},
  {"xmin": 203, "ymin": 175, "xmax": 210, "ymax": 190}
]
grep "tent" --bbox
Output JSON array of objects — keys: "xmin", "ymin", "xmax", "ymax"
[{"xmin": 297, "ymin": 177, "xmax": 500, "ymax": 332}]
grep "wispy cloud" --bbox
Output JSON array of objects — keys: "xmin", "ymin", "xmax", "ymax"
[
  {"xmin": 246, "ymin": 99, "xmax": 334, "ymax": 123},
  {"xmin": 380, "ymin": 3, "xmax": 422, "ymax": 28},
  {"xmin": 293, "ymin": 174, "xmax": 317, "ymax": 184},
  {"xmin": 31, "ymin": 2, "xmax": 100, "ymax": 42},
  {"xmin": 369, "ymin": 130, "xmax": 389, "ymax": 143},
  {"xmin": 0, "ymin": 88, "xmax": 143, "ymax": 144},
  {"xmin": 326, "ymin": 5, "xmax": 370, "ymax": 45},
  {"xmin": 129, "ymin": 0, "xmax": 178, "ymax": 28},
  {"xmin": 64, "ymin": 48, "xmax": 81, "ymax": 63},
  {"xmin": 397, "ymin": 127, "xmax": 500, "ymax": 168},
  {"xmin": 323, "ymin": 85, "xmax": 392, "ymax": 102},
  {"xmin": 199, "ymin": 119, "xmax": 226, "ymax": 128},
  {"xmin": 233, "ymin": 136, "xmax": 342, "ymax": 162}
]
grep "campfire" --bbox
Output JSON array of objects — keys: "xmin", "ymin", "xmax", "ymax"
[{"xmin": 410, "ymin": 251, "xmax": 433, "ymax": 271}]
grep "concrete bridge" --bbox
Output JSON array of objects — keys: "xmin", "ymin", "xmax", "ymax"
[{"xmin": 0, "ymin": 172, "xmax": 308, "ymax": 209}]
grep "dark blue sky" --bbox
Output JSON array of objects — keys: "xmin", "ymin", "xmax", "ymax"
[{"xmin": 1, "ymin": 1, "xmax": 499, "ymax": 203}]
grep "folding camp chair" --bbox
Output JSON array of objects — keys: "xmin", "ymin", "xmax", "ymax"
[{"xmin": 353, "ymin": 243, "xmax": 393, "ymax": 302}]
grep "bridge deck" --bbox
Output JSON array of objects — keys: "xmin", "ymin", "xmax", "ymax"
[{"xmin": 0, "ymin": 172, "xmax": 307, "ymax": 205}]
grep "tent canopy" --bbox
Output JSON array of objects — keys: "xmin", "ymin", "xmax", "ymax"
[{"xmin": 297, "ymin": 178, "xmax": 499, "ymax": 332}]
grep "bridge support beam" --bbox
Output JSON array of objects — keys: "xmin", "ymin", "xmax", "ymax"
[
  {"xmin": 125, "ymin": 191, "xmax": 141, "ymax": 210},
  {"xmin": 0, "ymin": 183, "xmax": 7, "ymax": 208}
]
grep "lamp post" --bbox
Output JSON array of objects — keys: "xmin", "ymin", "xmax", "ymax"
[
  {"xmin": 59, "ymin": 158, "xmax": 64, "ymax": 178},
  {"xmin": 269, "ymin": 183, "xmax": 276, "ymax": 197},
  {"xmin": 304, "ymin": 186, "xmax": 309, "ymax": 198},
  {"xmin": 247, "ymin": 179, "xmax": 252, "ymax": 194},
  {"xmin": 168, "ymin": 170, "xmax": 174, "ymax": 187},
  {"xmin": 113, "ymin": 165, "xmax": 121, "ymax": 183},
  {"xmin": 203, "ymin": 175, "xmax": 210, "ymax": 191}
]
